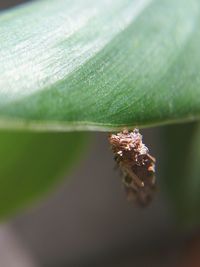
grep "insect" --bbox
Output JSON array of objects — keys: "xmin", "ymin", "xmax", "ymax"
[{"xmin": 109, "ymin": 129, "xmax": 156, "ymax": 206}]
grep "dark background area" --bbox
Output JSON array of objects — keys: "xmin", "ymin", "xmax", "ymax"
[{"xmin": 0, "ymin": 0, "xmax": 32, "ymax": 9}]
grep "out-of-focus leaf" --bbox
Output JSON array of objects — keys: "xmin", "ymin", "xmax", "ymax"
[
  {"xmin": 0, "ymin": 0, "xmax": 199, "ymax": 131},
  {"xmin": 162, "ymin": 122, "xmax": 200, "ymax": 228},
  {"xmin": 0, "ymin": 131, "xmax": 88, "ymax": 218}
]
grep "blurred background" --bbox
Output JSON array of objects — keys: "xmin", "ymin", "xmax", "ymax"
[{"xmin": 0, "ymin": 1, "xmax": 198, "ymax": 267}]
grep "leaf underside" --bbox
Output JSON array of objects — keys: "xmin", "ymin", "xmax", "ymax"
[{"xmin": 0, "ymin": 0, "xmax": 200, "ymax": 131}]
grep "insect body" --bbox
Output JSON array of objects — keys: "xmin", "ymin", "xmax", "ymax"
[{"xmin": 109, "ymin": 129, "xmax": 156, "ymax": 206}]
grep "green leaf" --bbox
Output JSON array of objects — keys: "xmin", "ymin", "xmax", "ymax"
[
  {"xmin": 0, "ymin": 131, "xmax": 88, "ymax": 218},
  {"xmin": 162, "ymin": 122, "xmax": 200, "ymax": 228},
  {"xmin": 0, "ymin": 0, "xmax": 200, "ymax": 131}
]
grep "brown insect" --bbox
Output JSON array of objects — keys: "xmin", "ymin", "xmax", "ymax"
[{"xmin": 109, "ymin": 129, "xmax": 156, "ymax": 206}]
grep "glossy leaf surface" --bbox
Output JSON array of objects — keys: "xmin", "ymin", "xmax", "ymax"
[{"xmin": 0, "ymin": 0, "xmax": 199, "ymax": 131}]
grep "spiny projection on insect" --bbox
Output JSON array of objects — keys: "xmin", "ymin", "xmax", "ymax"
[{"xmin": 109, "ymin": 129, "xmax": 156, "ymax": 206}]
